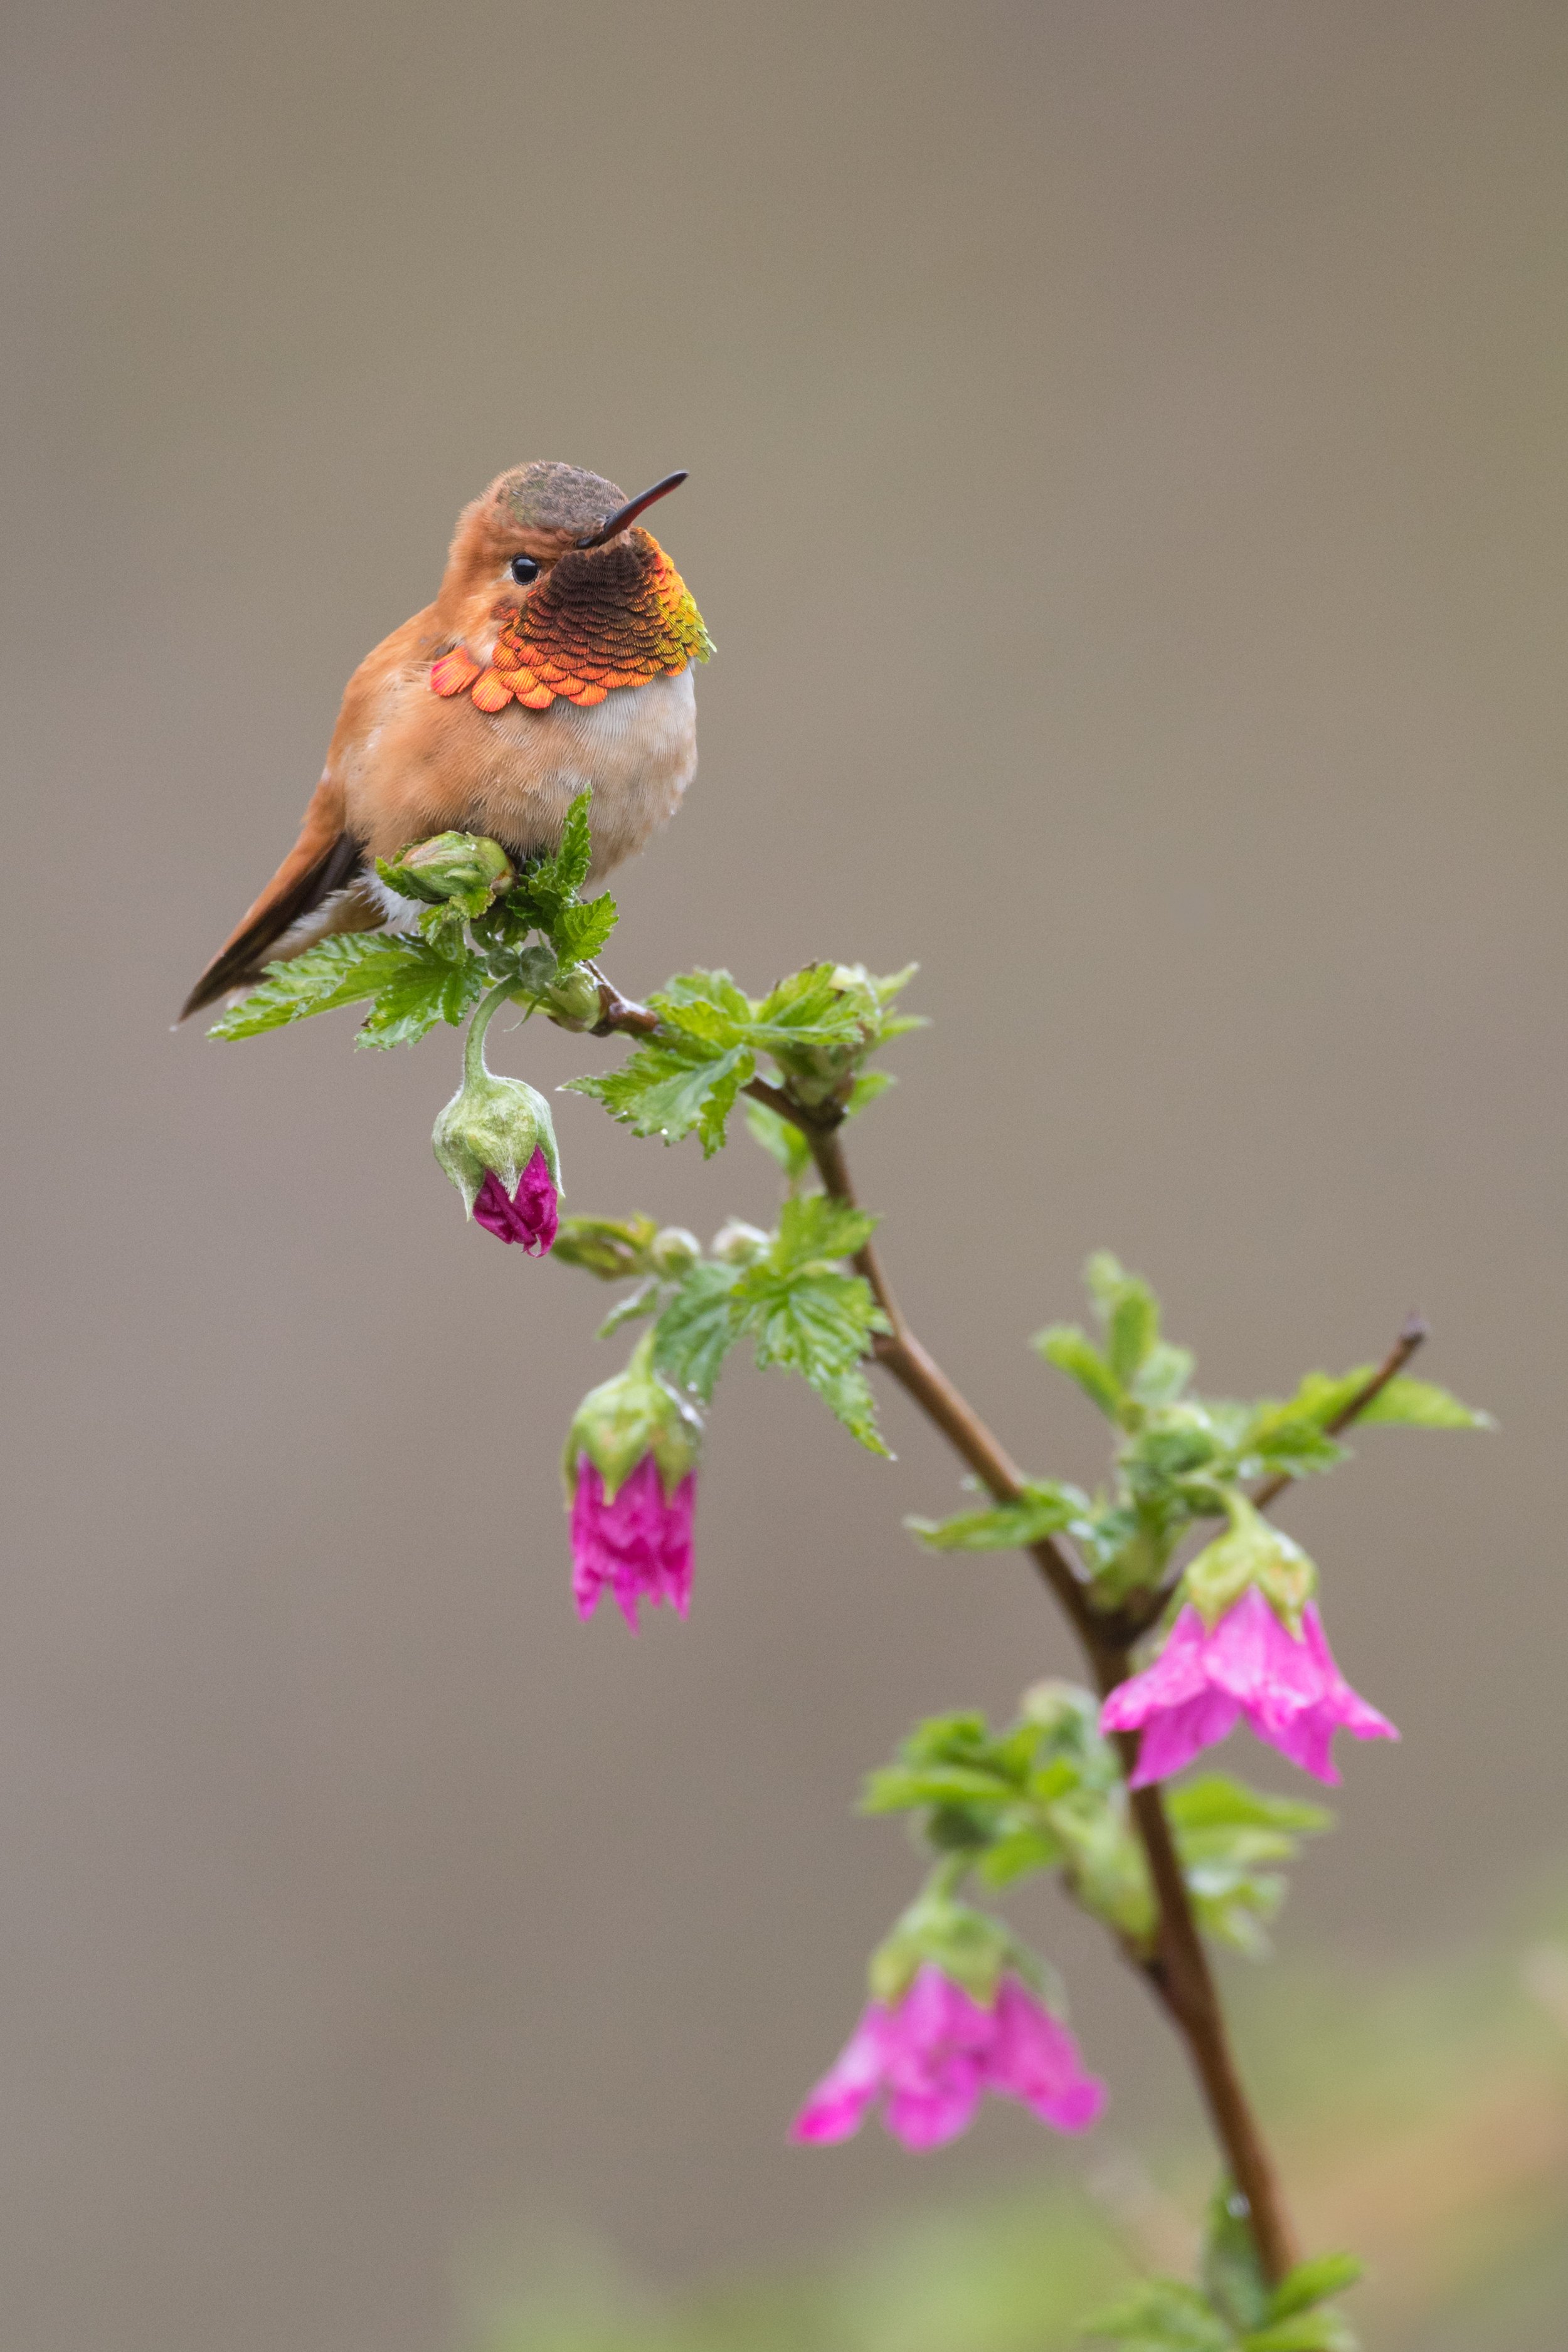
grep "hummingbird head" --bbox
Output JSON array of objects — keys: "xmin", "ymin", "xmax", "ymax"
[{"xmin": 437, "ymin": 462, "xmax": 689, "ymax": 652}]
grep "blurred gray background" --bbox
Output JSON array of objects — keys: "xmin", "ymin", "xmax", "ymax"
[{"xmin": 3, "ymin": 3, "xmax": 1565, "ymax": 2346}]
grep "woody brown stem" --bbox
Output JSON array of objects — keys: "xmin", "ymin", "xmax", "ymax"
[{"xmin": 584, "ymin": 980, "xmax": 1303, "ymax": 2274}]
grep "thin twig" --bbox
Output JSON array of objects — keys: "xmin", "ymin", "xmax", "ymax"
[{"xmin": 1250, "ymin": 1311, "xmax": 1428, "ymax": 1511}]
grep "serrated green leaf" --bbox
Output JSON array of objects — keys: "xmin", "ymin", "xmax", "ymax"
[
  {"xmin": 861, "ymin": 1763, "xmax": 1018, "ymax": 1814},
  {"xmin": 566, "ymin": 1038, "xmax": 755, "ymax": 1154},
  {"xmin": 740, "ymin": 1268, "xmax": 889, "ymax": 1453},
  {"xmin": 770, "ymin": 1192, "xmax": 879, "ymax": 1273},
  {"xmin": 652, "ymin": 1263, "xmax": 744, "ymax": 1402},
  {"xmin": 354, "ymin": 937, "xmax": 487, "ymax": 1047},
  {"xmin": 652, "ymin": 969, "xmax": 756, "ymax": 1047},
  {"xmin": 1032, "ymin": 1323, "xmax": 1128, "ymax": 1420},
  {"xmin": 1264, "ymin": 2255, "xmax": 1364, "ymax": 2322},
  {"xmin": 906, "ymin": 1481, "xmax": 1091, "ymax": 1552},
  {"xmin": 550, "ymin": 892, "xmax": 618, "ymax": 968},
  {"xmin": 206, "ymin": 933, "xmax": 424, "ymax": 1039},
  {"xmin": 552, "ymin": 792, "xmax": 594, "ymax": 893}
]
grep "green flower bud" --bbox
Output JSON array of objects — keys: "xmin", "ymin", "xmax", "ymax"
[
  {"xmin": 1182, "ymin": 1491, "xmax": 1317, "ymax": 1636},
  {"xmin": 376, "ymin": 831, "xmax": 514, "ymax": 911},
  {"xmin": 535, "ymin": 967, "xmax": 603, "ymax": 1031},
  {"xmin": 650, "ymin": 1226, "xmax": 701, "ymax": 1278},
  {"xmin": 563, "ymin": 1331, "xmax": 702, "ymax": 1503},
  {"xmin": 711, "ymin": 1219, "xmax": 770, "ymax": 1266},
  {"xmin": 552, "ymin": 1215, "xmax": 659, "ymax": 1281}
]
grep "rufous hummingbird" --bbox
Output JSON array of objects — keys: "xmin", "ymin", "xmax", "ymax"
[{"xmin": 180, "ymin": 462, "xmax": 709, "ymax": 1017}]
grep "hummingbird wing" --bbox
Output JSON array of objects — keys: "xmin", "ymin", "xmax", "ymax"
[{"xmin": 178, "ymin": 777, "xmax": 368, "ymax": 1019}]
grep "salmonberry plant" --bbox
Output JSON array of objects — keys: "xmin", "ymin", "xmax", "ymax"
[{"xmin": 213, "ymin": 800, "xmax": 1491, "ymax": 2351}]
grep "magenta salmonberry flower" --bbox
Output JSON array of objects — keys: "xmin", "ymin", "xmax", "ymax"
[
  {"xmin": 792, "ymin": 1962, "xmax": 1106, "ymax": 2151},
  {"xmin": 565, "ymin": 1335, "xmax": 702, "ymax": 1631},
  {"xmin": 1101, "ymin": 1498, "xmax": 1397, "ymax": 1786},
  {"xmin": 471, "ymin": 1150, "xmax": 559, "ymax": 1253},
  {"xmin": 432, "ymin": 984, "xmax": 562, "ymax": 1253}
]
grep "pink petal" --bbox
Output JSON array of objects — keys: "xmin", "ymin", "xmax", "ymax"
[
  {"xmin": 790, "ymin": 2009, "xmax": 888, "ymax": 2144},
  {"xmin": 569, "ymin": 1456, "xmax": 696, "ymax": 1630},
  {"xmin": 1126, "ymin": 1688, "xmax": 1241, "ymax": 1788},
  {"xmin": 987, "ymin": 1978, "xmax": 1108, "ymax": 2133},
  {"xmin": 1101, "ymin": 1606, "xmax": 1213, "ymax": 1729},
  {"xmin": 471, "ymin": 1150, "xmax": 559, "ymax": 1254}
]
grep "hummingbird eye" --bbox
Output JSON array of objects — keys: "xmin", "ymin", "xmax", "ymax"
[{"xmin": 509, "ymin": 554, "xmax": 541, "ymax": 586}]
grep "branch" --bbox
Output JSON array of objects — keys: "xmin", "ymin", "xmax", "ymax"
[
  {"xmin": 1250, "ymin": 1310, "xmax": 1429, "ymax": 1511},
  {"xmin": 573, "ymin": 972, "xmax": 1359, "ymax": 2277}
]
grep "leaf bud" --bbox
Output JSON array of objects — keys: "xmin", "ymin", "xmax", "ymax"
[
  {"xmin": 650, "ymin": 1226, "xmax": 702, "ymax": 1278},
  {"xmin": 536, "ymin": 967, "xmax": 603, "ymax": 1031},
  {"xmin": 376, "ymin": 831, "xmax": 513, "ymax": 911},
  {"xmin": 711, "ymin": 1219, "xmax": 770, "ymax": 1266}
]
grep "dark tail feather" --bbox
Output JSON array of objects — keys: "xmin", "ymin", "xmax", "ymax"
[{"xmin": 179, "ymin": 833, "xmax": 364, "ymax": 1020}]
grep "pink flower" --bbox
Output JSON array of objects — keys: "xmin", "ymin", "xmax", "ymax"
[
  {"xmin": 471, "ymin": 1148, "xmax": 558, "ymax": 1253},
  {"xmin": 792, "ymin": 1964, "xmax": 1106, "ymax": 2151},
  {"xmin": 570, "ymin": 1452, "xmax": 696, "ymax": 1631},
  {"xmin": 1101, "ymin": 1584, "xmax": 1397, "ymax": 1788}
]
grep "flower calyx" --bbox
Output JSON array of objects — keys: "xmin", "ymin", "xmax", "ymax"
[
  {"xmin": 1182, "ymin": 1490, "xmax": 1316, "ymax": 1638},
  {"xmin": 563, "ymin": 1330, "xmax": 702, "ymax": 1505}
]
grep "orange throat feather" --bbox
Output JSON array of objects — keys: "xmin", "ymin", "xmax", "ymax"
[{"xmin": 430, "ymin": 527, "xmax": 712, "ymax": 712}]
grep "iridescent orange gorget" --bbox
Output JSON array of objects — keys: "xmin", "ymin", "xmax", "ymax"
[{"xmin": 430, "ymin": 527, "xmax": 712, "ymax": 713}]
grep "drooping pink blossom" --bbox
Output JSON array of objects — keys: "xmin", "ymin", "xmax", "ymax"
[
  {"xmin": 791, "ymin": 1964, "xmax": 1106, "ymax": 2152},
  {"xmin": 1100, "ymin": 1584, "xmax": 1397, "ymax": 1788},
  {"xmin": 570, "ymin": 1453, "xmax": 696, "ymax": 1631},
  {"xmin": 471, "ymin": 1148, "xmax": 558, "ymax": 1253}
]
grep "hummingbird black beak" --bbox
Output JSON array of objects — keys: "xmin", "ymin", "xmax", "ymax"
[{"xmin": 576, "ymin": 470, "xmax": 688, "ymax": 549}]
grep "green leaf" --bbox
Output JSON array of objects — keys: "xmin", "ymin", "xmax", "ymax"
[
  {"xmin": 551, "ymin": 792, "xmax": 594, "ymax": 894},
  {"xmin": 846, "ymin": 1068, "xmax": 894, "ymax": 1115},
  {"xmin": 1165, "ymin": 1776, "xmax": 1334, "ymax": 1837},
  {"xmin": 975, "ymin": 1823, "xmax": 1066, "ymax": 1887},
  {"xmin": 566, "ymin": 1037, "xmax": 755, "ymax": 1154},
  {"xmin": 1032, "ymin": 1323, "xmax": 1128, "ymax": 1421},
  {"xmin": 1264, "ymin": 2257, "xmax": 1363, "ymax": 2323},
  {"xmin": 770, "ymin": 1192, "xmax": 878, "ymax": 1273},
  {"xmin": 1242, "ymin": 2314, "xmax": 1357, "ymax": 2351},
  {"xmin": 1086, "ymin": 1251, "xmax": 1163, "ymax": 1385},
  {"xmin": 906, "ymin": 1481, "xmax": 1091, "ymax": 1552},
  {"xmin": 206, "ymin": 933, "xmax": 423, "ymax": 1039},
  {"xmin": 1202, "ymin": 2184, "xmax": 1269, "ymax": 2333},
  {"xmin": 1083, "ymin": 2279, "xmax": 1236, "ymax": 2349},
  {"xmin": 861, "ymin": 1763, "xmax": 1020, "ymax": 1814},
  {"xmin": 550, "ymin": 891, "xmax": 618, "ymax": 968},
  {"xmin": 652, "ymin": 968, "xmax": 756, "ymax": 1047},
  {"xmin": 652, "ymin": 1263, "xmax": 744, "ymax": 1402},
  {"xmin": 1355, "ymin": 1374, "xmax": 1493, "ymax": 1429},
  {"xmin": 739, "ymin": 1267, "xmax": 888, "ymax": 1453},
  {"xmin": 354, "ymin": 936, "xmax": 487, "ymax": 1047}
]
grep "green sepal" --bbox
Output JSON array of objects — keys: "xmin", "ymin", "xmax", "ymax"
[
  {"xmin": 1182, "ymin": 1493, "xmax": 1316, "ymax": 1636},
  {"xmin": 563, "ymin": 1331, "xmax": 702, "ymax": 1503},
  {"xmin": 867, "ymin": 1878, "xmax": 1055, "ymax": 2014}
]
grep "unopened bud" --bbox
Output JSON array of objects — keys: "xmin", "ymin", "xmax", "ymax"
[
  {"xmin": 433, "ymin": 994, "xmax": 561, "ymax": 1253},
  {"xmin": 650, "ymin": 1226, "xmax": 701, "ymax": 1278},
  {"xmin": 711, "ymin": 1219, "xmax": 770, "ymax": 1266},
  {"xmin": 377, "ymin": 832, "xmax": 514, "ymax": 911},
  {"xmin": 536, "ymin": 967, "xmax": 603, "ymax": 1031}
]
